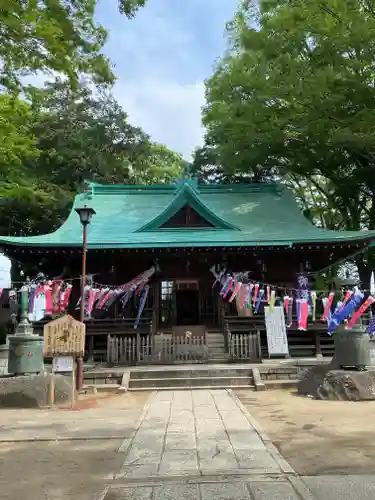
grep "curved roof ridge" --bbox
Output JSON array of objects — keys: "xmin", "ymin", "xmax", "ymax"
[
  {"xmin": 86, "ymin": 179, "xmax": 284, "ymax": 195},
  {"xmin": 136, "ymin": 181, "xmax": 239, "ymax": 232}
]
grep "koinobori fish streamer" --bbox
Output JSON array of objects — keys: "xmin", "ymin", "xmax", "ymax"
[
  {"xmin": 211, "ymin": 270, "xmax": 375, "ymax": 334},
  {"xmin": 17, "ymin": 266, "xmax": 156, "ymax": 327}
]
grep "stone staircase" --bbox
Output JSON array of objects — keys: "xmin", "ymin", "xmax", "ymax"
[
  {"xmin": 258, "ymin": 365, "xmax": 299, "ymax": 389},
  {"xmin": 206, "ymin": 330, "xmax": 229, "ymax": 362},
  {"xmin": 127, "ymin": 366, "xmax": 254, "ymax": 391},
  {"xmin": 81, "ymin": 364, "xmax": 303, "ymax": 393}
]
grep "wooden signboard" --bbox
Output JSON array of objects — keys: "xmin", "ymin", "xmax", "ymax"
[
  {"xmin": 264, "ymin": 306, "xmax": 289, "ymax": 357},
  {"xmin": 43, "ymin": 314, "xmax": 86, "ymax": 358},
  {"xmin": 43, "ymin": 315, "xmax": 84, "ymax": 409}
]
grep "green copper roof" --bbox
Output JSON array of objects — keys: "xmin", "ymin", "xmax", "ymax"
[{"xmin": 1, "ymin": 180, "xmax": 375, "ymax": 249}]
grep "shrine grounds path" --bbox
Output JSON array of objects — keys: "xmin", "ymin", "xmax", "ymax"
[{"xmin": 1, "ymin": 389, "xmax": 375, "ymax": 500}]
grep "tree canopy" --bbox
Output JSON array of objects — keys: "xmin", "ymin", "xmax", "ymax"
[
  {"xmin": 203, "ymin": 0, "xmax": 375, "ymax": 199},
  {"xmin": 0, "ymin": 79, "xmax": 185, "ymax": 237},
  {"xmin": 200, "ymin": 0, "xmax": 375, "ymax": 280},
  {"xmin": 0, "ymin": 0, "xmax": 148, "ymax": 90}
]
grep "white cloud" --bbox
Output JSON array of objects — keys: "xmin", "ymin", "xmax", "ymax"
[
  {"xmin": 114, "ymin": 78, "xmax": 205, "ymax": 159},
  {"xmin": 96, "ymin": 0, "xmax": 233, "ymax": 160},
  {"xmin": 21, "ymin": 0, "xmax": 235, "ymax": 161}
]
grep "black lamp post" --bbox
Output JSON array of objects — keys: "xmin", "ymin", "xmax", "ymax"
[{"xmin": 75, "ymin": 204, "xmax": 96, "ymax": 390}]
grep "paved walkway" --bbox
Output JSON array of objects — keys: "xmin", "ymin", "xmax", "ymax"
[{"xmin": 103, "ymin": 390, "xmax": 316, "ymax": 499}]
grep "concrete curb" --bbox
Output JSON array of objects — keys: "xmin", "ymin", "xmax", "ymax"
[
  {"xmin": 227, "ymin": 389, "xmax": 295, "ymax": 475},
  {"xmin": 121, "ymin": 370, "xmax": 130, "ymax": 390},
  {"xmin": 252, "ymin": 367, "xmax": 266, "ymax": 391},
  {"xmin": 228, "ymin": 389, "xmax": 318, "ymax": 499},
  {"xmin": 0, "ymin": 435, "xmax": 128, "ymax": 443},
  {"xmin": 288, "ymin": 476, "xmax": 317, "ymax": 500},
  {"xmin": 117, "ymin": 390, "xmax": 155, "ymax": 454},
  {"xmin": 93, "ymin": 485, "xmax": 110, "ymax": 500}
]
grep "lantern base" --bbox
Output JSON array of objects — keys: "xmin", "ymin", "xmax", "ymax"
[{"xmin": 7, "ymin": 335, "xmax": 44, "ymax": 375}]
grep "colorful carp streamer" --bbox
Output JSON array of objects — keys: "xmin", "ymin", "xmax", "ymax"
[
  {"xmin": 298, "ymin": 300, "xmax": 309, "ymax": 331},
  {"xmin": 229, "ymin": 281, "xmax": 242, "ymax": 303},
  {"xmin": 287, "ymin": 297, "xmax": 293, "ymax": 327},
  {"xmin": 327, "ymin": 290, "xmax": 364, "ymax": 335},
  {"xmin": 239, "ymin": 285, "xmax": 248, "ymax": 309},
  {"xmin": 43, "ymin": 283, "xmax": 53, "ymax": 315},
  {"xmin": 51, "ymin": 280, "xmax": 62, "ymax": 314},
  {"xmin": 86, "ymin": 289, "xmax": 97, "ymax": 316},
  {"xmin": 346, "ymin": 295, "xmax": 375, "ymax": 329},
  {"xmin": 321, "ymin": 292, "xmax": 335, "ymax": 322},
  {"xmin": 367, "ymin": 315, "xmax": 375, "ymax": 335},
  {"xmin": 223, "ymin": 279, "xmax": 234, "ymax": 299},
  {"xmin": 60, "ymin": 285, "xmax": 72, "ymax": 311},
  {"xmin": 134, "ymin": 285, "xmax": 149, "ymax": 329},
  {"xmin": 240, "ymin": 283, "xmax": 253, "ymax": 310},
  {"xmin": 310, "ymin": 291, "xmax": 317, "ymax": 321},
  {"xmin": 219, "ymin": 276, "xmax": 231, "ymax": 296},
  {"xmin": 254, "ymin": 288, "xmax": 264, "ymax": 314},
  {"xmin": 269, "ymin": 290, "xmax": 276, "ymax": 311},
  {"xmin": 253, "ymin": 284, "xmax": 260, "ymax": 307},
  {"xmin": 296, "ymin": 299, "xmax": 301, "ymax": 322},
  {"xmin": 283, "ymin": 296, "xmax": 289, "ymax": 314},
  {"xmin": 339, "ymin": 290, "xmax": 353, "ymax": 311}
]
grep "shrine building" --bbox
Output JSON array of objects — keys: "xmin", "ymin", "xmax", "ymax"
[{"xmin": 1, "ymin": 178, "xmax": 374, "ymax": 364}]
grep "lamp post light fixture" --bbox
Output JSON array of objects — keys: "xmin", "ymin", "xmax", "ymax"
[{"xmin": 75, "ymin": 204, "xmax": 96, "ymax": 391}]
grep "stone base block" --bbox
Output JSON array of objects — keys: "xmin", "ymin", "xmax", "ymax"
[
  {"xmin": 0, "ymin": 372, "xmax": 73, "ymax": 408},
  {"xmin": 297, "ymin": 363, "xmax": 375, "ymax": 400}
]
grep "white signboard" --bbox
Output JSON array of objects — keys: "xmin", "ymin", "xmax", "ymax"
[
  {"xmin": 264, "ymin": 306, "xmax": 289, "ymax": 356},
  {"xmin": 52, "ymin": 356, "xmax": 74, "ymax": 373}
]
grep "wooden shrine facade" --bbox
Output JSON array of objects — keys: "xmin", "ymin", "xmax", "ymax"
[
  {"xmin": 30, "ymin": 245, "xmax": 357, "ymax": 364},
  {"xmin": 3, "ymin": 179, "xmax": 375, "ymax": 365}
]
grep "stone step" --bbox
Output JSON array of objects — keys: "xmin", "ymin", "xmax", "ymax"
[
  {"xmin": 208, "ymin": 357, "xmax": 230, "ymax": 362},
  {"xmin": 81, "ymin": 383, "xmax": 124, "ymax": 393},
  {"xmin": 130, "ymin": 368, "xmax": 252, "ymax": 379},
  {"xmin": 128, "ymin": 384, "xmax": 255, "ymax": 392},
  {"xmin": 264, "ymin": 379, "xmax": 298, "ymax": 389},
  {"xmin": 129, "ymin": 376, "xmax": 254, "ymax": 390}
]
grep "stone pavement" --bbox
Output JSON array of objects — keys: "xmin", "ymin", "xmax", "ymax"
[{"xmin": 102, "ymin": 389, "xmax": 317, "ymax": 499}]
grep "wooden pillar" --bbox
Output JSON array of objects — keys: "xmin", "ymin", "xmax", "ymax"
[
  {"xmin": 87, "ymin": 335, "xmax": 94, "ymax": 361},
  {"xmin": 217, "ymin": 295, "xmax": 223, "ymax": 327},
  {"xmin": 136, "ymin": 331, "xmax": 140, "ymax": 363},
  {"xmin": 315, "ymin": 331, "xmax": 323, "ymax": 358},
  {"xmin": 152, "ymin": 282, "xmax": 160, "ymax": 333}
]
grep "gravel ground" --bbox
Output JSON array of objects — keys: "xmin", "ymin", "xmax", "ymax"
[
  {"xmin": 0, "ymin": 392, "xmax": 150, "ymax": 500},
  {"xmin": 235, "ymin": 388, "xmax": 375, "ymax": 475}
]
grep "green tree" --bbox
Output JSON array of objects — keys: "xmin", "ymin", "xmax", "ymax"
[
  {"xmin": 27, "ymin": 79, "xmax": 151, "ymax": 189},
  {"xmin": 203, "ymin": 0, "xmax": 375, "ymax": 212},
  {"xmin": 132, "ymin": 143, "xmax": 186, "ymax": 184},
  {"xmin": 0, "ymin": 94, "xmax": 39, "ymax": 173},
  {"xmin": 0, "ymin": 79, "xmax": 184, "ymax": 237},
  {"xmin": 202, "ymin": 0, "xmax": 375, "ymax": 279},
  {"xmin": 191, "ymin": 145, "xmax": 267, "ymax": 184},
  {"xmin": 0, "ymin": 0, "xmax": 148, "ymax": 90}
]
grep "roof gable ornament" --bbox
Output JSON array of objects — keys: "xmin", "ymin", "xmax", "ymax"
[{"xmin": 137, "ymin": 181, "xmax": 239, "ymax": 232}]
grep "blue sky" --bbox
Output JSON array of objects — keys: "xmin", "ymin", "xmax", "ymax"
[{"xmin": 95, "ymin": 0, "xmax": 237, "ymax": 159}]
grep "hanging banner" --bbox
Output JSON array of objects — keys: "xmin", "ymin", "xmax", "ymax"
[{"xmin": 264, "ymin": 306, "xmax": 289, "ymax": 356}]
